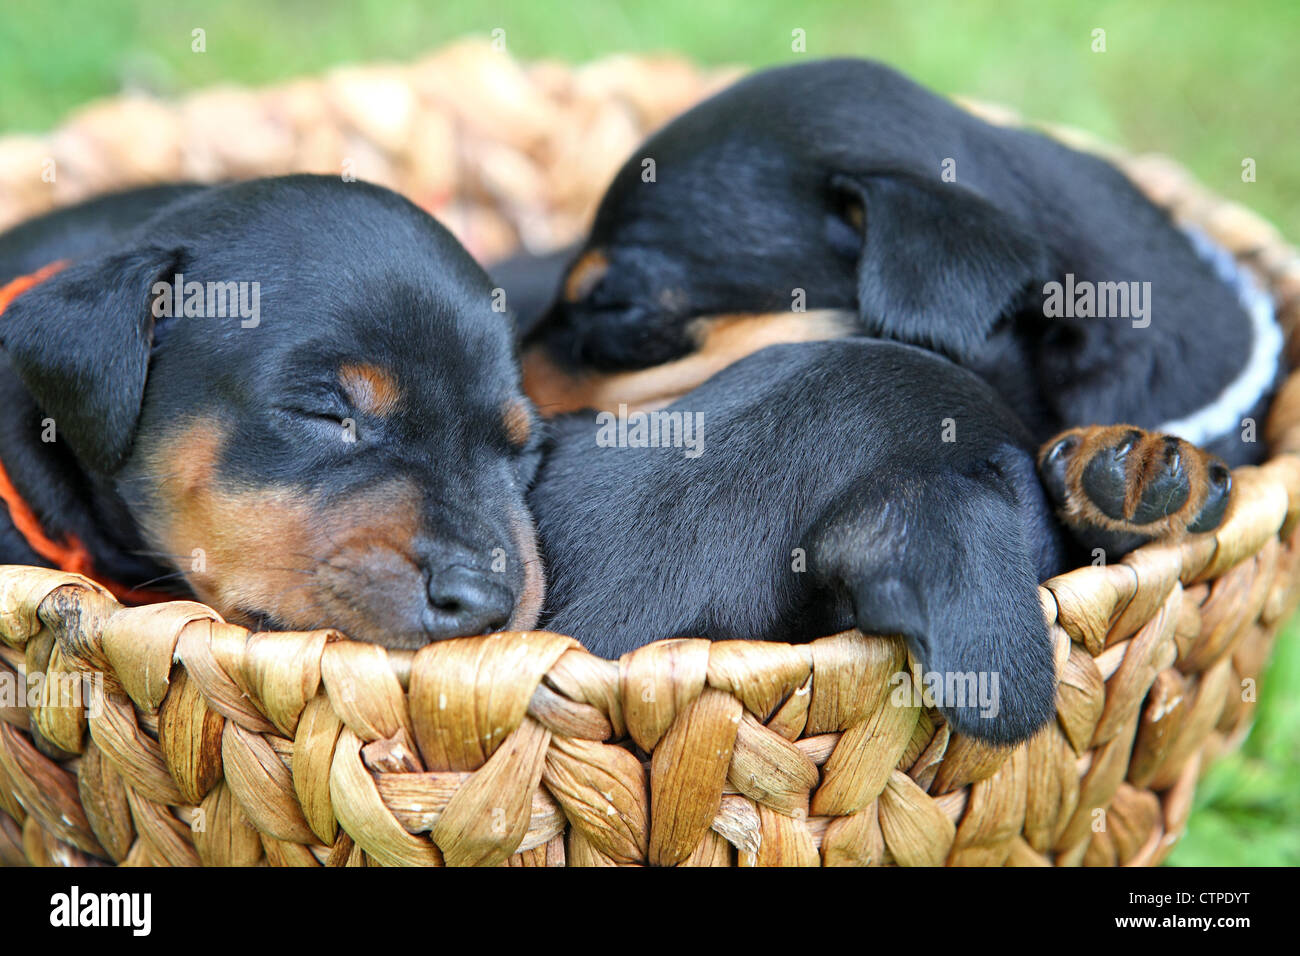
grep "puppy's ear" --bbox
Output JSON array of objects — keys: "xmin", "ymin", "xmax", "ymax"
[
  {"xmin": 809, "ymin": 469, "xmax": 1059, "ymax": 745},
  {"xmin": 0, "ymin": 245, "xmax": 184, "ymax": 473},
  {"xmin": 832, "ymin": 171, "xmax": 1048, "ymax": 361}
]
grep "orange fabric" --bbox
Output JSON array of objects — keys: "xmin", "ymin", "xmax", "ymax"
[
  {"xmin": 0, "ymin": 262, "xmax": 170, "ymax": 605},
  {"xmin": 0, "ymin": 260, "xmax": 67, "ymax": 313}
]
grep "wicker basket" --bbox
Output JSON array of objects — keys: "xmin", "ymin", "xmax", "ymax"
[{"xmin": 2, "ymin": 43, "xmax": 1300, "ymax": 868}]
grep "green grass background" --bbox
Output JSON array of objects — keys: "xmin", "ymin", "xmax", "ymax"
[{"xmin": 0, "ymin": 0, "xmax": 1296, "ymax": 865}]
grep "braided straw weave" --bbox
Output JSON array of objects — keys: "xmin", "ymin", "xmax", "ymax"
[{"xmin": 2, "ymin": 44, "xmax": 1300, "ymax": 867}]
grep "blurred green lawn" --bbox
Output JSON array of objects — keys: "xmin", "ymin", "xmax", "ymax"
[{"xmin": 0, "ymin": 0, "xmax": 1296, "ymax": 865}]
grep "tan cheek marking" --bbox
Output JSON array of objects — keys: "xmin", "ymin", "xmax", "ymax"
[
  {"xmin": 339, "ymin": 362, "xmax": 401, "ymax": 417},
  {"xmin": 563, "ymin": 249, "xmax": 609, "ymax": 303},
  {"xmin": 523, "ymin": 309, "xmax": 857, "ymax": 416},
  {"xmin": 141, "ymin": 418, "xmax": 425, "ymax": 641},
  {"xmin": 503, "ymin": 398, "xmax": 533, "ymax": 447}
]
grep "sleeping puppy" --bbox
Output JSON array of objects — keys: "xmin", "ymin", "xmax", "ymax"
[
  {"xmin": 0, "ymin": 175, "xmax": 543, "ymax": 647},
  {"xmin": 529, "ymin": 339, "xmax": 1069, "ymax": 743},
  {"xmin": 519, "ymin": 58, "xmax": 1280, "ymax": 547}
]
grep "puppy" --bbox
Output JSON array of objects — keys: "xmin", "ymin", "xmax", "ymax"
[
  {"xmin": 529, "ymin": 339, "xmax": 1067, "ymax": 743},
  {"xmin": 519, "ymin": 58, "xmax": 1280, "ymax": 543},
  {"xmin": 0, "ymin": 175, "xmax": 543, "ymax": 647}
]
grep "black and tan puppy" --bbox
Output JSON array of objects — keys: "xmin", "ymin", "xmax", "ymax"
[
  {"xmin": 519, "ymin": 58, "xmax": 1280, "ymax": 549},
  {"xmin": 0, "ymin": 176, "xmax": 543, "ymax": 647},
  {"xmin": 529, "ymin": 339, "xmax": 1068, "ymax": 743}
]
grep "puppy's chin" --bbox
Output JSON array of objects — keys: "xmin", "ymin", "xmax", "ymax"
[
  {"xmin": 521, "ymin": 344, "xmax": 605, "ymax": 416},
  {"xmin": 522, "ymin": 344, "xmax": 682, "ymax": 415},
  {"xmin": 522, "ymin": 309, "xmax": 857, "ymax": 417},
  {"xmin": 211, "ymin": 580, "xmax": 432, "ymax": 649},
  {"xmin": 224, "ymin": 604, "xmax": 542, "ymax": 651},
  {"xmin": 213, "ymin": 559, "xmax": 542, "ymax": 649}
]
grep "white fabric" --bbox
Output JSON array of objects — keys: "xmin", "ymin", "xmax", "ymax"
[{"xmin": 1155, "ymin": 226, "xmax": 1282, "ymax": 446}]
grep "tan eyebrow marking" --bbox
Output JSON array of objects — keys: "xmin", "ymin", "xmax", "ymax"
[
  {"xmin": 563, "ymin": 249, "xmax": 609, "ymax": 303},
  {"xmin": 339, "ymin": 363, "xmax": 401, "ymax": 417},
  {"xmin": 503, "ymin": 398, "xmax": 534, "ymax": 447}
]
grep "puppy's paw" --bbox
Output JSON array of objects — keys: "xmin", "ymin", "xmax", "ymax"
[{"xmin": 1039, "ymin": 425, "xmax": 1232, "ymax": 555}]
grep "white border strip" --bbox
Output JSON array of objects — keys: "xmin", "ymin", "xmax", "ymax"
[{"xmin": 1156, "ymin": 226, "xmax": 1282, "ymax": 446}]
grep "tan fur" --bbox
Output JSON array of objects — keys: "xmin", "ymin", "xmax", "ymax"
[
  {"xmin": 507, "ymin": 506, "xmax": 544, "ymax": 631},
  {"xmin": 523, "ymin": 309, "xmax": 857, "ymax": 416},
  {"xmin": 339, "ymin": 362, "xmax": 401, "ymax": 417},
  {"xmin": 140, "ymin": 419, "xmax": 436, "ymax": 646},
  {"xmin": 1039, "ymin": 424, "xmax": 1226, "ymax": 539},
  {"xmin": 563, "ymin": 249, "xmax": 609, "ymax": 303},
  {"xmin": 503, "ymin": 398, "xmax": 533, "ymax": 447}
]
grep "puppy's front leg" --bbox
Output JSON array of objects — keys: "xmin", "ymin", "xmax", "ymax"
[
  {"xmin": 810, "ymin": 461, "xmax": 1062, "ymax": 746},
  {"xmin": 1038, "ymin": 425, "xmax": 1232, "ymax": 556}
]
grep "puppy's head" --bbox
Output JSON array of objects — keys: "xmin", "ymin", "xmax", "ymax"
[
  {"xmin": 0, "ymin": 176, "xmax": 543, "ymax": 647},
  {"xmin": 523, "ymin": 59, "xmax": 1048, "ymax": 413}
]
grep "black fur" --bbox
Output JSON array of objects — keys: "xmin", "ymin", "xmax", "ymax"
[
  {"xmin": 489, "ymin": 244, "xmax": 581, "ymax": 339},
  {"xmin": 0, "ymin": 175, "xmax": 541, "ymax": 647},
  {"xmin": 525, "ymin": 58, "xmax": 1279, "ymax": 465},
  {"xmin": 529, "ymin": 339, "xmax": 1066, "ymax": 744}
]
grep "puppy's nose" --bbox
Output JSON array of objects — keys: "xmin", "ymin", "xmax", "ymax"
[{"xmin": 424, "ymin": 565, "xmax": 513, "ymax": 638}]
